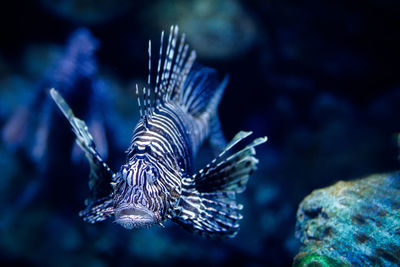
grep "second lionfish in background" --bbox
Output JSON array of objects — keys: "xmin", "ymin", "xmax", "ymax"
[{"xmin": 51, "ymin": 25, "xmax": 266, "ymax": 238}]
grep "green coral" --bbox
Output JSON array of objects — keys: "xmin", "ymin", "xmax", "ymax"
[{"xmin": 293, "ymin": 253, "xmax": 349, "ymax": 267}]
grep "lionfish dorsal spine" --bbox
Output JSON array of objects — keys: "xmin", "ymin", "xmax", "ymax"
[
  {"xmin": 178, "ymin": 51, "xmax": 196, "ymax": 107},
  {"xmin": 140, "ymin": 25, "xmax": 197, "ymax": 114},
  {"xmin": 154, "ymin": 30, "xmax": 164, "ymax": 108},
  {"xmin": 162, "ymin": 26, "xmax": 179, "ymax": 102},
  {"xmin": 168, "ymin": 32, "xmax": 186, "ymax": 99},
  {"xmin": 148, "ymin": 40, "xmax": 151, "ymax": 86},
  {"xmin": 135, "ymin": 84, "xmax": 143, "ymax": 120},
  {"xmin": 147, "ymin": 39, "xmax": 153, "ymax": 115},
  {"xmin": 172, "ymin": 35, "xmax": 188, "ymax": 99},
  {"xmin": 143, "ymin": 87, "xmax": 148, "ymax": 119},
  {"xmin": 137, "ymin": 24, "xmax": 230, "ymax": 124},
  {"xmin": 165, "ymin": 26, "xmax": 179, "ymax": 99},
  {"xmin": 160, "ymin": 26, "xmax": 173, "ymax": 101}
]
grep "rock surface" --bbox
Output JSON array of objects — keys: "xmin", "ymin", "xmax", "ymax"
[{"xmin": 295, "ymin": 172, "xmax": 400, "ymax": 266}]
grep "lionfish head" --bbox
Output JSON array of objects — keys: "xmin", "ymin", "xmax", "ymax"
[{"xmin": 113, "ymin": 156, "xmax": 181, "ymax": 229}]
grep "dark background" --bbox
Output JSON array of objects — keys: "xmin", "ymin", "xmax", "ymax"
[{"xmin": 0, "ymin": 0, "xmax": 399, "ymax": 266}]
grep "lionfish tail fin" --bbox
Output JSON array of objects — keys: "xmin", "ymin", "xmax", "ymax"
[
  {"xmin": 50, "ymin": 88, "xmax": 115, "ymax": 222},
  {"xmin": 172, "ymin": 131, "xmax": 267, "ymax": 238}
]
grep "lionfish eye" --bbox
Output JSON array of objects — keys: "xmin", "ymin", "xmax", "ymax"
[{"xmin": 145, "ymin": 166, "xmax": 159, "ymax": 184}]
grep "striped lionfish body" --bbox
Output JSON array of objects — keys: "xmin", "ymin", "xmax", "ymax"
[{"xmin": 51, "ymin": 26, "xmax": 267, "ymax": 238}]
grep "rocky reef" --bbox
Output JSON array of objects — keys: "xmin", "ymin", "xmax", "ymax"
[{"xmin": 295, "ymin": 172, "xmax": 400, "ymax": 266}]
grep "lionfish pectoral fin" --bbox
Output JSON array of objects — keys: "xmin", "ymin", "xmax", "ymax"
[
  {"xmin": 195, "ymin": 131, "xmax": 267, "ymax": 193},
  {"xmin": 172, "ymin": 131, "xmax": 267, "ymax": 238},
  {"xmin": 79, "ymin": 196, "xmax": 114, "ymax": 223},
  {"xmin": 172, "ymin": 190, "xmax": 242, "ymax": 238},
  {"xmin": 50, "ymin": 88, "xmax": 116, "ymax": 222}
]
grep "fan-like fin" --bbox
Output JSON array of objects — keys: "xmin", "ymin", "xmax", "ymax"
[
  {"xmin": 194, "ymin": 132, "xmax": 267, "ymax": 193},
  {"xmin": 172, "ymin": 190, "xmax": 243, "ymax": 238},
  {"xmin": 172, "ymin": 131, "xmax": 267, "ymax": 238},
  {"xmin": 50, "ymin": 88, "xmax": 115, "ymax": 222}
]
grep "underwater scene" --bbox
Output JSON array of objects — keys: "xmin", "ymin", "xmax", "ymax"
[{"xmin": 0, "ymin": 0, "xmax": 399, "ymax": 266}]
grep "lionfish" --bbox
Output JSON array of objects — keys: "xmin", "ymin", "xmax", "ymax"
[{"xmin": 50, "ymin": 26, "xmax": 267, "ymax": 238}]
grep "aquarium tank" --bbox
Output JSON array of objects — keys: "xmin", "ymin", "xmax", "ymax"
[{"xmin": 0, "ymin": 0, "xmax": 399, "ymax": 266}]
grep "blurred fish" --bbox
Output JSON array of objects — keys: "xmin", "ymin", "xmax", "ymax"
[
  {"xmin": 0, "ymin": 28, "xmax": 115, "ymax": 215},
  {"xmin": 51, "ymin": 26, "xmax": 267, "ymax": 238},
  {"xmin": 2, "ymin": 27, "xmax": 109, "ymax": 166}
]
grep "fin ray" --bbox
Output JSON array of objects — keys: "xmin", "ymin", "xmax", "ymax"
[
  {"xmin": 181, "ymin": 67, "xmax": 228, "ymax": 117},
  {"xmin": 172, "ymin": 132, "xmax": 267, "ymax": 238},
  {"xmin": 50, "ymin": 88, "xmax": 115, "ymax": 222},
  {"xmin": 138, "ymin": 25, "xmax": 227, "ymax": 120},
  {"xmin": 172, "ymin": 190, "xmax": 242, "ymax": 238},
  {"xmin": 194, "ymin": 131, "xmax": 267, "ymax": 193}
]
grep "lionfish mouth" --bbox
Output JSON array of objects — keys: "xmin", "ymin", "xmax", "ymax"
[{"xmin": 115, "ymin": 205, "xmax": 156, "ymax": 229}]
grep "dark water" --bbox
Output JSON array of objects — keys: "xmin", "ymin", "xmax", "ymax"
[{"xmin": 0, "ymin": 0, "xmax": 399, "ymax": 266}]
